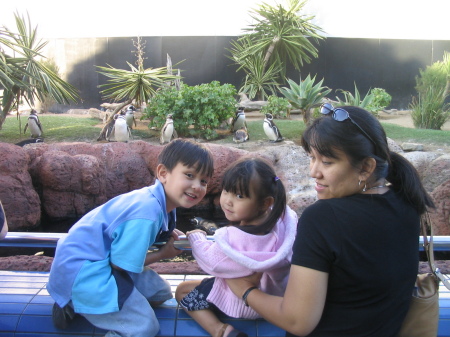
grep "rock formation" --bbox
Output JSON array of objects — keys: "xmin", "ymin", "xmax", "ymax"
[{"xmin": 0, "ymin": 140, "xmax": 449, "ymax": 235}]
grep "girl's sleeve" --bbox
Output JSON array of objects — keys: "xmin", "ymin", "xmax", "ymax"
[{"xmin": 188, "ymin": 232, "xmax": 252, "ymax": 277}]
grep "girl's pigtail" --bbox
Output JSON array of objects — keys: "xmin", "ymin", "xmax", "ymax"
[{"xmin": 266, "ymin": 176, "xmax": 287, "ymax": 231}]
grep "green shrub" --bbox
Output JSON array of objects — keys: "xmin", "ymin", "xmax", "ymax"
[
  {"xmin": 415, "ymin": 52, "xmax": 450, "ymax": 96},
  {"xmin": 143, "ymin": 81, "xmax": 237, "ymax": 139},
  {"xmin": 410, "ymin": 86, "xmax": 450, "ymax": 130},
  {"xmin": 260, "ymin": 95, "xmax": 290, "ymax": 118},
  {"xmin": 368, "ymin": 87, "xmax": 392, "ymax": 113}
]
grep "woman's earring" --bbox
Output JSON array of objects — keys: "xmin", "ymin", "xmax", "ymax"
[{"xmin": 359, "ymin": 180, "xmax": 366, "ymax": 192}]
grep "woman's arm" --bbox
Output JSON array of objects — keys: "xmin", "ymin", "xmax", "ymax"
[{"xmin": 227, "ymin": 265, "xmax": 328, "ymax": 336}]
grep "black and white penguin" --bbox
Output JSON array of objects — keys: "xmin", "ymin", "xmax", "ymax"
[
  {"xmin": 15, "ymin": 137, "xmax": 44, "ymax": 147},
  {"xmin": 230, "ymin": 107, "xmax": 246, "ymax": 132},
  {"xmin": 113, "ymin": 114, "xmax": 131, "ymax": 142},
  {"xmin": 263, "ymin": 113, "xmax": 284, "ymax": 142},
  {"xmin": 125, "ymin": 105, "xmax": 137, "ymax": 129},
  {"xmin": 106, "ymin": 113, "xmax": 131, "ymax": 142},
  {"xmin": 233, "ymin": 127, "xmax": 249, "ymax": 143},
  {"xmin": 23, "ymin": 109, "xmax": 43, "ymax": 138},
  {"xmin": 160, "ymin": 114, "xmax": 177, "ymax": 144}
]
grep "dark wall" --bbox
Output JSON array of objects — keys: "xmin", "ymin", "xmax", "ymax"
[{"xmin": 49, "ymin": 36, "xmax": 450, "ymax": 113}]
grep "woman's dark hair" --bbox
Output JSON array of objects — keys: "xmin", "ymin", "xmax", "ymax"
[
  {"xmin": 158, "ymin": 138, "xmax": 214, "ymax": 177},
  {"xmin": 221, "ymin": 157, "xmax": 286, "ymax": 234},
  {"xmin": 301, "ymin": 106, "xmax": 434, "ymax": 214}
]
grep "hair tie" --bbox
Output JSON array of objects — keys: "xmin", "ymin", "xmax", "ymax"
[{"xmin": 274, "ymin": 176, "xmax": 280, "ymax": 182}]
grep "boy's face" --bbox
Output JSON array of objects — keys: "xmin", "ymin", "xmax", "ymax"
[{"xmin": 157, "ymin": 162, "xmax": 209, "ymax": 212}]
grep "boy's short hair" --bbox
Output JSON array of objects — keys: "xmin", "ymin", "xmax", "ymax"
[{"xmin": 157, "ymin": 139, "xmax": 214, "ymax": 177}]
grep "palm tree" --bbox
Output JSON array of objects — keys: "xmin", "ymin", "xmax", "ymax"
[
  {"xmin": 230, "ymin": 0, "xmax": 325, "ymax": 98},
  {"xmin": 0, "ymin": 12, "xmax": 79, "ymax": 130},
  {"xmin": 96, "ymin": 37, "xmax": 179, "ymax": 140}
]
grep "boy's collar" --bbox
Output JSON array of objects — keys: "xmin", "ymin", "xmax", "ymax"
[{"xmin": 151, "ymin": 179, "xmax": 176, "ymax": 231}]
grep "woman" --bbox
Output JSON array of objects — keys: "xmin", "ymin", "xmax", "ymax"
[{"xmin": 226, "ymin": 104, "xmax": 435, "ymax": 336}]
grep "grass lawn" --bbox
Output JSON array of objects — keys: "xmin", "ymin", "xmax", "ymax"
[{"xmin": 1, "ymin": 114, "xmax": 449, "ymax": 150}]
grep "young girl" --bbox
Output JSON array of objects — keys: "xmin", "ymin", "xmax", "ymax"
[{"xmin": 175, "ymin": 157, "xmax": 298, "ymax": 337}]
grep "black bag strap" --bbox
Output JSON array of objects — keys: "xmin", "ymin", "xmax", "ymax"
[{"xmin": 422, "ymin": 212, "xmax": 450, "ymax": 290}]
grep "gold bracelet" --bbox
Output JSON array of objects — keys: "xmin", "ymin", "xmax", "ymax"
[{"xmin": 242, "ymin": 286, "xmax": 258, "ymax": 307}]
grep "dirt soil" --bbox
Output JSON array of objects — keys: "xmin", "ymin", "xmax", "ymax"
[{"xmin": 62, "ymin": 109, "xmax": 450, "ymax": 153}]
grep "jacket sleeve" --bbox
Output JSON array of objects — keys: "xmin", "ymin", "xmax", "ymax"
[{"xmin": 188, "ymin": 232, "xmax": 253, "ymax": 278}]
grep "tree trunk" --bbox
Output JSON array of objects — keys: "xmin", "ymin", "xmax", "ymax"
[
  {"xmin": 302, "ymin": 108, "xmax": 311, "ymax": 125},
  {"xmin": 96, "ymin": 100, "xmax": 132, "ymax": 141},
  {"xmin": 0, "ymin": 87, "xmax": 19, "ymax": 130},
  {"xmin": 263, "ymin": 36, "xmax": 280, "ymax": 70}
]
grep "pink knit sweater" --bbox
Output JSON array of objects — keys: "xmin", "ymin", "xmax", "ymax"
[{"xmin": 188, "ymin": 206, "xmax": 298, "ymax": 319}]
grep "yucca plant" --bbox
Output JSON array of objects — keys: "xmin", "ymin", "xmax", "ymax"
[
  {"xmin": 239, "ymin": 0, "xmax": 324, "ymax": 79},
  {"xmin": 228, "ymin": 0, "xmax": 325, "ymax": 99},
  {"xmin": 96, "ymin": 36, "xmax": 179, "ymax": 140},
  {"xmin": 229, "ymin": 35, "xmax": 281, "ymax": 100},
  {"xmin": 239, "ymin": 57, "xmax": 281, "ymax": 100},
  {"xmin": 279, "ymin": 74, "xmax": 331, "ymax": 124},
  {"xmin": 0, "ymin": 12, "xmax": 80, "ymax": 129}
]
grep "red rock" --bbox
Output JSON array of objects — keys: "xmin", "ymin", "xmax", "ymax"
[{"xmin": 0, "ymin": 143, "xmax": 41, "ymax": 230}]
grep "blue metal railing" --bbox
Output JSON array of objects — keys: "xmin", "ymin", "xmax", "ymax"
[{"xmin": 2, "ymin": 232, "xmax": 450, "ymax": 251}]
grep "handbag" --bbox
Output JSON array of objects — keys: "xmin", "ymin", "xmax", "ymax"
[{"xmin": 399, "ymin": 212, "xmax": 450, "ymax": 337}]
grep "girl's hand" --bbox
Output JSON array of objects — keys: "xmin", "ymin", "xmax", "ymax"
[
  {"xmin": 186, "ymin": 229, "xmax": 207, "ymax": 238},
  {"xmin": 172, "ymin": 228, "xmax": 184, "ymax": 240},
  {"xmin": 226, "ymin": 272, "xmax": 263, "ymax": 298}
]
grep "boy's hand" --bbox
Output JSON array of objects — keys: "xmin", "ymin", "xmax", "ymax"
[
  {"xmin": 144, "ymin": 237, "xmax": 182, "ymax": 265},
  {"xmin": 186, "ymin": 229, "xmax": 207, "ymax": 238},
  {"xmin": 158, "ymin": 236, "xmax": 183, "ymax": 259}
]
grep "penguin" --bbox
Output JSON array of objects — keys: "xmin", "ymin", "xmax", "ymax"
[
  {"xmin": 160, "ymin": 114, "xmax": 177, "ymax": 144},
  {"xmin": 114, "ymin": 114, "xmax": 131, "ymax": 142},
  {"xmin": 230, "ymin": 107, "xmax": 246, "ymax": 132},
  {"xmin": 233, "ymin": 127, "xmax": 249, "ymax": 143},
  {"xmin": 106, "ymin": 113, "xmax": 131, "ymax": 142},
  {"xmin": 125, "ymin": 105, "xmax": 137, "ymax": 129},
  {"xmin": 263, "ymin": 113, "xmax": 284, "ymax": 142},
  {"xmin": 23, "ymin": 109, "xmax": 43, "ymax": 138},
  {"xmin": 189, "ymin": 217, "xmax": 228, "ymax": 235},
  {"xmin": 15, "ymin": 137, "xmax": 44, "ymax": 147}
]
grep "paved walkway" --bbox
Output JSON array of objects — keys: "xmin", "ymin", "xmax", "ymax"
[
  {"xmin": 0, "ymin": 271, "xmax": 285, "ymax": 336},
  {"xmin": 0, "ymin": 270, "xmax": 449, "ymax": 336}
]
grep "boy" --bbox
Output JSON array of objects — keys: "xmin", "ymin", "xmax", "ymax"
[{"xmin": 47, "ymin": 139, "xmax": 214, "ymax": 337}]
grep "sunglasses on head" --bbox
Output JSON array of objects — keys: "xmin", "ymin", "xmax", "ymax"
[{"xmin": 320, "ymin": 103, "xmax": 376, "ymax": 146}]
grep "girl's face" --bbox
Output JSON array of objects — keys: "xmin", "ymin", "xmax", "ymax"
[
  {"xmin": 309, "ymin": 147, "xmax": 362, "ymax": 199},
  {"xmin": 220, "ymin": 188, "xmax": 265, "ymax": 226}
]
